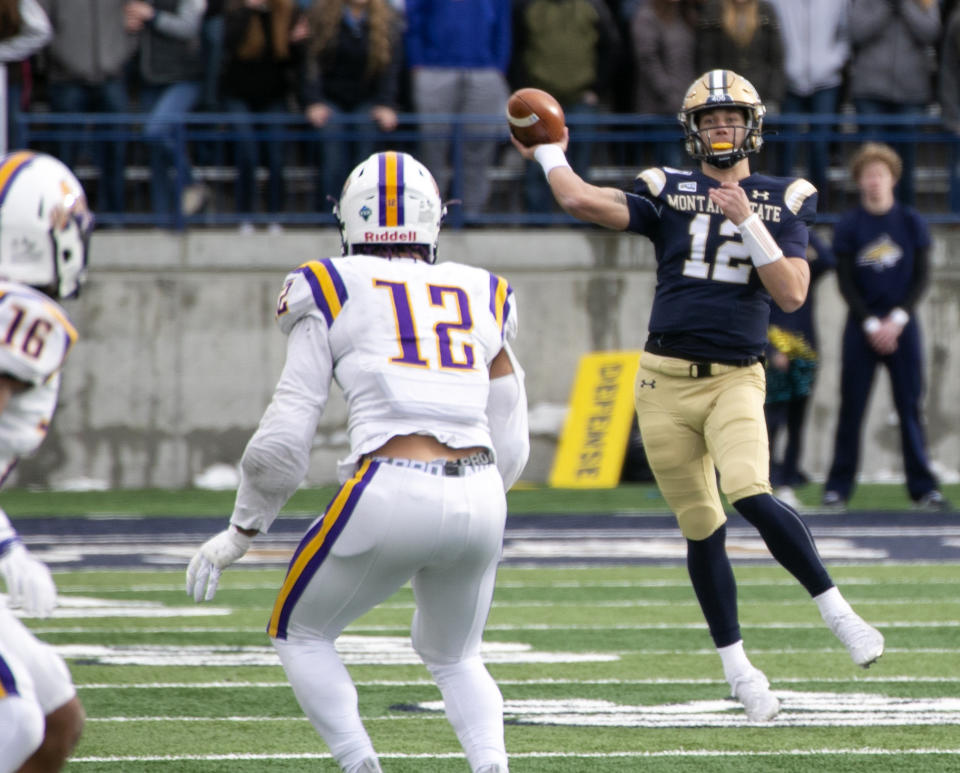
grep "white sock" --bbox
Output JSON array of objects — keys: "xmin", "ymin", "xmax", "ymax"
[
  {"xmin": 273, "ymin": 637, "xmax": 376, "ymax": 770},
  {"xmin": 427, "ymin": 656, "xmax": 508, "ymax": 772},
  {"xmin": 814, "ymin": 586, "xmax": 854, "ymax": 622},
  {"xmin": 717, "ymin": 640, "xmax": 754, "ymax": 684}
]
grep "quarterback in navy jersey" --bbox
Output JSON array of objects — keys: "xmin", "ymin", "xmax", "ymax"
[
  {"xmin": 629, "ymin": 167, "xmax": 817, "ymax": 361},
  {"xmin": 512, "ymin": 69, "xmax": 884, "ymax": 722}
]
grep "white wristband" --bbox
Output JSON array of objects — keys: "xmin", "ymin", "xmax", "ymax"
[
  {"xmin": 738, "ymin": 213, "xmax": 784, "ymax": 267},
  {"xmin": 863, "ymin": 316, "xmax": 882, "ymax": 334},
  {"xmin": 889, "ymin": 307, "xmax": 909, "ymax": 327},
  {"xmin": 533, "ymin": 144, "xmax": 571, "ymax": 179}
]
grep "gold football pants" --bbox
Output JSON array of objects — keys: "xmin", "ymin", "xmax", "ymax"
[{"xmin": 634, "ymin": 352, "xmax": 772, "ymax": 540}]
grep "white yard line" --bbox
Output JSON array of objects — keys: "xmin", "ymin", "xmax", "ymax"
[
  {"xmin": 69, "ymin": 748, "xmax": 960, "ymax": 763},
  {"xmin": 27, "ymin": 618, "xmax": 960, "ymax": 635},
  {"xmin": 73, "ymin": 676, "xmax": 960, "ymax": 690}
]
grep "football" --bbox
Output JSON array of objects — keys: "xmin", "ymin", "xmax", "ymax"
[{"xmin": 506, "ymin": 88, "xmax": 566, "ymax": 147}]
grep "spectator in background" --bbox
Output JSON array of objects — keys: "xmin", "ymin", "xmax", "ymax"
[
  {"xmin": 764, "ymin": 229, "xmax": 835, "ymax": 508},
  {"xmin": 512, "ymin": 0, "xmax": 621, "ymax": 212},
  {"xmin": 941, "ymin": 3, "xmax": 960, "ymax": 210},
  {"xmin": 302, "ymin": 0, "xmax": 401, "ymax": 209},
  {"xmin": 695, "ymin": 0, "xmax": 784, "ymax": 113},
  {"xmin": 39, "ymin": 0, "xmax": 137, "ymax": 215},
  {"xmin": 847, "ymin": 0, "xmax": 941, "ymax": 207},
  {"xmin": 126, "ymin": 0, "xmax": 208, "ymax": 222},
  {"xmin": 200, "ymin": 0, "xmax": 225, "ymax": 111},
  {"xmin": 767, "ymin": 0, "xmax": 849, "ymax": 206},
  {"xmin": 221, "ymin": 0, "xmax": 297, "ymax": 230},
  {"xmin": 0, "ymin": 0, "xmax": 51, "ymax": 154},
  {"xmin": 941, "ymin": 4, "xmax": 960, "ymax": 131},
  {"xmin": 629, "ymin": 0, "xmax": 698, "ymax": 169},
  {"xmin": 405, "ymin": 0, "xmax": 511, "ymax": 218},
  {"xmin": 823, "ymin": 142, "xmax": 948, "ymax": 512}
]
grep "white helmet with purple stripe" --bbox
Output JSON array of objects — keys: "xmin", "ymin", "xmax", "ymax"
[
  {"xmin": 0, "ymin": 151, "xmax": 93, "ymax": 298},
  {"xmin": 334, "ymin": 151, "xmax": 446, "ymax": 263}
]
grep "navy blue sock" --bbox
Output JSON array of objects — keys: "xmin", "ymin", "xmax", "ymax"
[
  {"xmin": 686, "ymin": 524, "xmax": 741, "ymax": 648},
  {"xmin": 734, "ymin": 492, "xmax": 833, "ymax": 596}
]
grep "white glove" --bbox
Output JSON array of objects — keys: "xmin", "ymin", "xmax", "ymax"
[
  {"xmin": 186, "ymin": 527, "xmax": 254, "ymax": 602},
  {"xmin": 0, "ymin": 540, "xmax": 57, "ymax": 617}
]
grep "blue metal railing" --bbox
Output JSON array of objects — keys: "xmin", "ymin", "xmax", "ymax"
[{"xmin": 16, "ymin": 111, "xmax": 960, "ymax": 228}]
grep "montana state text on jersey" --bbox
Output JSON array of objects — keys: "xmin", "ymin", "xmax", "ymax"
[{"xmin": 625, "ymin": 167, "xmax": 817, "ymax": 361}]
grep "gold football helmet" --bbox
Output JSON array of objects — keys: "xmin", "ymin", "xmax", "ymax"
[{"xmin": 677, "ymin": 70, "xmax": 766, "ymax": 169}]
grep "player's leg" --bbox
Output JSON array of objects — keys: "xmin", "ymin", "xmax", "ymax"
[
  {"xmin": 781, "ymin": 395, "xmax": 810, "ymax": 485},
  {"xmin": 273, "ymin": 637, "xmax": 378, "ymax": 773},
  {"xmin": 18, "ymin": 697, "xmax": 85, "ymax": 773},
  {"xmin": 781, "ymin": 358, "xmax": 817, "ymax": 486},
  {"xmin": 0, "ymin": 694, "xmax": 44, "ymax": 773},
  {"xmin": 709, "ymin": 368, "xmax": 884, "ymax": 668},
  {"xmin": 270, "ymin": 464, "xmax": 433, "ymax": 772},
  {"xmin": 885, "ymin": 321, "xmax": 938, "ymax": 501},
  {"xmin": 635, "ymin": 363, "xmax": 778, "ymax": 720},
  {"xmin": 824, "ymin": 321, "xmax": 879, "ymax": 504},
  {"xmin": 763, "ymin": 399, "xmax": 787, "ymax": 485},
  {"xmin": 411, "ymin": 467, "xmax": 509, "ymax": 773},
  {"xmin": 0, "ymin": 640, "xmax": 44, "ymax": 773},
  {"xmin": 0, "ymin": 608, "xmax": 83, "ymax": 773}
]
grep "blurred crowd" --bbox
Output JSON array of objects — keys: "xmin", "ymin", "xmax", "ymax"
[{"xmin": 1, "ymin": 0, "xmax": 958, "ymax": 224}]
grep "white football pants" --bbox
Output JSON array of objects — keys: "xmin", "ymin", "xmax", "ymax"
[
  {"xmin": 271, "ymin": 459, "xmax": 509, "ymax": 772},
  {"xmin": 0, "ymin": 607, "xmax": 76, "ymax": 772}
]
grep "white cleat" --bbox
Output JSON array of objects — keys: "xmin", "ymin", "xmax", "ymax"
[
  {"xmin": 826, "ymin": 612, "xmax": 885, "ymax": 667},
  {"xmin": 730, "ymin": 667, "xmax": 781, "ymax": 722},
  {"xmin": 475, "ymin": 766, "xmax": 508, "ymax": 773}
]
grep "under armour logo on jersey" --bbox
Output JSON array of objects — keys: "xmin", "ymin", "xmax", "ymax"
[
  {"xmin": 751, "ymin": 190, "xmax": 770, "ymax": 201},
  {"xmin": 638, "ymin": 379, "xmax": 656, "ymax": 389}
]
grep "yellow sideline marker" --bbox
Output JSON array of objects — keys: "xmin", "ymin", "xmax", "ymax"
[{"xmin": 549, "ymin": 351, "xmax": 641, "ymax": 489}]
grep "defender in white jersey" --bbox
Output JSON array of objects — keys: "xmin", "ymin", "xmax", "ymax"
[
  {"xmin": 188, "ymin": 151, "xmax": 528, "ymax": 773},
  {"xmin": 0, "ymin": 151, "xmax": 91, "ymax": 772}
]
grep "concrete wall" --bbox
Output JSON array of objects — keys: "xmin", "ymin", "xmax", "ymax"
[{"xmin": 13, "ymin": 226, "xmax": 960, "ymax": 490}]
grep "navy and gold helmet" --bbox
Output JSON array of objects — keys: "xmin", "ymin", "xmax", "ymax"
[{"xmin": 677, "ymin": 70, "xmax": 766, "ymax": 169}]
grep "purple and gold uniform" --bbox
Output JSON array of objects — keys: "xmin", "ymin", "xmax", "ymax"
[
  {"xmin": 625, "ymin": 167, "xmax": 816, "ymax": 539},
  {"xmin": 189, "ymin": 151, "xmax": 527, "ymax": 772},
  {"xmin": 272, "ymin": 256, "xmax": 516, "ymax": 485},
  {"xmin": 0, "ymin": 608, "xmax": 76, "ymax": 772},
  {"xmin": 0, "ymin": 282, "xmax": 77, "ymax": 551}
]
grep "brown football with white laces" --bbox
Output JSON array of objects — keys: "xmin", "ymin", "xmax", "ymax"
[{"xmin": 506, "ymin": 88, "xmax": 565, "ymax": 147}]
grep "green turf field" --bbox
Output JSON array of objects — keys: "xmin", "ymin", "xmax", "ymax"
[
  {"xmin": 23, "ymin": 561, "xmax": 959, "ymax": 772},
  {"xmin": 3, "ymin": 481, "xmax": 958, "ymax": 517},
  {"xmin": 6, "ymin": 484, "xmax": 959, "ymax": 770}
]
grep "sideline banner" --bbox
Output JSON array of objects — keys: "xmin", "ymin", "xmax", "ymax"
[{"xmin": 549, "ymin": 351, "xmax": 641, "ymax": 488}]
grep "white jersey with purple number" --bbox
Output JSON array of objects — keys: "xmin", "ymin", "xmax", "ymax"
[
  {"xmin": 275, "ymin": 255, "xmax": 517, "ymax": 471},
  {"xmin": 0, "ymin": 282, "xmax": 76, "ymax": 486}
]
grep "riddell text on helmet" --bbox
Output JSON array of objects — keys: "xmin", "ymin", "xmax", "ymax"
[{"xmin": 364, "ymin": 230, "xmax": 418, "ymax": 241}]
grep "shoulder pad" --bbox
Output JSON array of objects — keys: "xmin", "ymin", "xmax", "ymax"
[
  {"xmin": 275, "ymin": 259, "xmax": 349, "ymax": 335},
  {"xmin": 784, "ymin": 178, "xmax": 817, "ymax": 215},
  {"xmin": 0, "ymin": 286, "xmax": 76, "ymax": 385},
  {"xmin": 635, "ymin": 167, "xmax": 667, "ymax": 197},
  {"xmin": 488, "ymin": 273, "xmax": 518, "ymax": 343}
]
